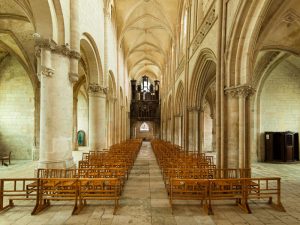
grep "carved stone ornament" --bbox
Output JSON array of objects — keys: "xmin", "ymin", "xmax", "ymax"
[
  {"xmin": 191, "ymin": 3, "xmax": 217, "ymax": 55},
  {"xmin": 224, "ymin": 85, "xmax": 256, "ymax": 98},
  {"xmin": 41, "ymin": 66, "xmax": 55, "ymax": 77},
  {"xmin": 34, "ymin": 37, "xmax": 81, "ymax": 59},
  {"xmin": 177, "ymin": 58, "xmax": 185, "ymax": 76},
  {"xmin": 35, "ymin": 48, "xmax": 41, "ymax": 57},
  {"xmin": 88, "ymin": 83, "xmax": 108, "ymax": 95},
  {"xmin": 282, "ymin": 10, "xmax": 300, "ymax": 25},
  {"xmin": 69, "ymin": 50, "xmax": 81, "ymax": 60},
  {"xmin": 69, "ymin": 72, "xmax": 79, "ymax": 83}
]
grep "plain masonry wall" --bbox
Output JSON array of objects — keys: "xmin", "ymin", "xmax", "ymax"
[
  {"xmin": 0, "ymin": 55, "xmax": 34, "ymax": 159},
  {"xmin": 260, "ymin": 59, "xmax": 300, "ymax": 154}
]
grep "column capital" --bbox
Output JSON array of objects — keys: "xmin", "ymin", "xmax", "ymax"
[
  {"xmin": 34, "ymin": 37, "xmax": 81, "ymax": 59},
  {"xmin": 88, "ymin": 83, "xmax": 107, "ymax": 96},
  {"xmin": 69, "ymin": 72, "xmax": 79, "ymax": 83},
  {"xmin": 224, "ymin": 85, "xmax": 256, "ymax": 98}
]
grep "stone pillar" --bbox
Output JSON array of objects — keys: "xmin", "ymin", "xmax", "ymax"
[
  {"xmin": 238, "ymin": 95, "xmax": 245, "ymax": 168},
  {"xmin": 175, "ymin": 116, "xmax": 179, "ymax": 145},
  {"xmin": 199, "ymin": 107, "xmax": 205, "ymax": 153},
  {"xmin": 188, "ymin": 109, "xmax": 193, "ymax": 152},
  {"xmin": 73, "ymin": 96, "xmax": 78, "ymax": 151},
  {"xmin": 167, "ymin": 118, "xmax": 172, "ymax": 142},
  {"xmin": 120, "ymin": 105, "xmax": 125, "ymax": 141},
  {"xmin": 127, "ymin": 111, "xmax": 130, "ymax": 140},
  {"xmin": 161, "ymin": 121, "xmax": 165, "ymax": 140},
  {"xmin": 174, "ymin": 115, "xmax": 183, "ymax": 146},
  {"xmin": 225, "ymin": 85, "xmax": 255, "ymax": 168},
  {"xmin": 108, "ymin": 97, "xmax": 116, "ymax": 145},
  {"xmin": 35, "ymin": 38, "xmax": 80, "ymax": 169},
  {"xmin": 211, "ymin": 113, "xmax": 216, "ymax": 152},
  {"xmin": 188, "ymin": 107, "xmax": 199, "ymax": 152},
  {"xmin": 88, "ymin": 83, "xmax": 107, "ymax": 150}
]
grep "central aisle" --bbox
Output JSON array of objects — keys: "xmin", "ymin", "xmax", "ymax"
[
  {"xmin": 115, "ymin": 141, "xmax": 173, "ymax": 224},
  {"xmin": 112, "ymin": 141, "xmax": 214, "ymax": 225}
]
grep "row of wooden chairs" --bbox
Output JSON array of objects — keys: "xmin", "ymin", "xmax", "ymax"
[
  {"xmin": 151, "ymin": 140, "xmax": 285, "ymax": 214},
  {"xmin": 0, "ymin": 177, "xmax": 121, "ymax": 215},
  {"xmin": 169, "ymin": 177, "xmax": 284, "ymax": 215},
  {"xmin": 0, "ymin": 139, "xmax": 143, "ymax": 215}
]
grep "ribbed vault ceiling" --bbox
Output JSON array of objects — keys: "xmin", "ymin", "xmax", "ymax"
[{"xmin": 116, "ymin": 0, "xmax": 180, "ymax": 82}]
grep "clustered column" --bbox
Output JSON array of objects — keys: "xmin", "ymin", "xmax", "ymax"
[{"xmin": 225, "ymin": 85, "xmax": 255, "ymax": 168}]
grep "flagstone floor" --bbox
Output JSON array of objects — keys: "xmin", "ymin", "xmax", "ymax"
[{"xmin": 0, "ymin": 142, "xmax": 300, "ymax": 225}]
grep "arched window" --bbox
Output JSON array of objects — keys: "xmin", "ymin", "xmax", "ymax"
[{"xmin": 140, "ymin": 122, "xmax": 150, "ymax": 132}]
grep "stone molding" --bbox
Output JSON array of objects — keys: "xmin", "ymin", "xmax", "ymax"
[
  {"xmin": 88, "ymin": 83, "xmax": 107, "ymax": 96},
  {"xmin": 176, "ymin": 58, "xmax": 185, "ymax": 76},
  {"xmin": 190, "ymin": 3, "xmax": 217, "ymax": 55},
  {"xmin": 224, "ymin": 85, "xmax": 256, "ymax": 98},
  {"xmin": 282, "ymin": 9, "xmax": 300, "ymax": 25},
  {"xmin": 35, "ymin": 37, "xmax": 80, "ymax": 59}
]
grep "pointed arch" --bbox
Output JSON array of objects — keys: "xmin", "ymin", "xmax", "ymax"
[
  {"xmin": 80, "ymin": 33, "xmax": 104, "ymax": 85},
  {"xmin": 189, "ymin": 48, "xmax": 217, "ymax": 108}
]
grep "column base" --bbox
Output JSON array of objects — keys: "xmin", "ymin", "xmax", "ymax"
[{"xmin": 37, "ymin": 158, "xmax": 76, "ymax": 169}]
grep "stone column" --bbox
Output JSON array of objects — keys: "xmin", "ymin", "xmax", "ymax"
[
  {"xmin": 120, "ymin": 105, "xmax": 125, "ymax": 141},
  {"xmin": 174, "ymin": 115, "xmax": 183, "ymax": 146},
  {"xmin": 127, "ymin": 111, "xmax": 130, "ymax": 140},
  {"xmin": 161, "ymin": 121, "xmax": 165, "ymax": 140},
  {"xmin": 88, "ymin": 83, "xmax": 107, "ymax": 150},
  {"xmin": 211, "ymin": 113, "xmax": 216, "ymax": 152},
  {"xmin": 188, "ymin": 107, "xmax": 199, "ymax": 152},
  {"xmin": 167, "ymin": 118, "xmax": 172, "ymax": 142},
  {"xmin": 73, "ymin": 96, "xmax": 78, "ymax": 151},
  {"xmin": 188, "ymin": 108, "xmax": 193, "ymax": 152},
  {"xmin": 199, "ymin": 107, "xmax": 205, "ymax": 153},
  {"xmin": 35, "ymin": 38, "xmax": 79, "ymax": 169},
  {"xmin": 225, "ymin": 85, "xmax": 255, "ymax": 168},
  {"xmin": 174, "ymin": 115, "xmax": 178, "ymax": 145},
  {"xmin": 108, "ymin": 97, "xmax": 116, "ymax": 145}
]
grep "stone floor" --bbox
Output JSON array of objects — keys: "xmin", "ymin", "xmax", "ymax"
[{"xmin": 0, "ymin": 142, "xmax": 300, "ymax": 225}]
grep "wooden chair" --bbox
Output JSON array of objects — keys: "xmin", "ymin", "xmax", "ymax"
[{"xmin": 0, "ymin": 152, "xmax": 11, "ymax": 166}]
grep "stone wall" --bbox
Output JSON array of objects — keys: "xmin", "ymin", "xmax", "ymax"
[
  {"xmin": 131, "ymin": 121, "xmax": 160, "ymax": 140},
  {"xmin": 77, "ymin": 89, "xmax": 88, "ymax": 146},
  {"xmin": 260, "ymin": 58, "xmax": 300, "ymax": 156},
  {"xmin": 0, "ymin": 55, "xmax": 34, "ymax": 159}
]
